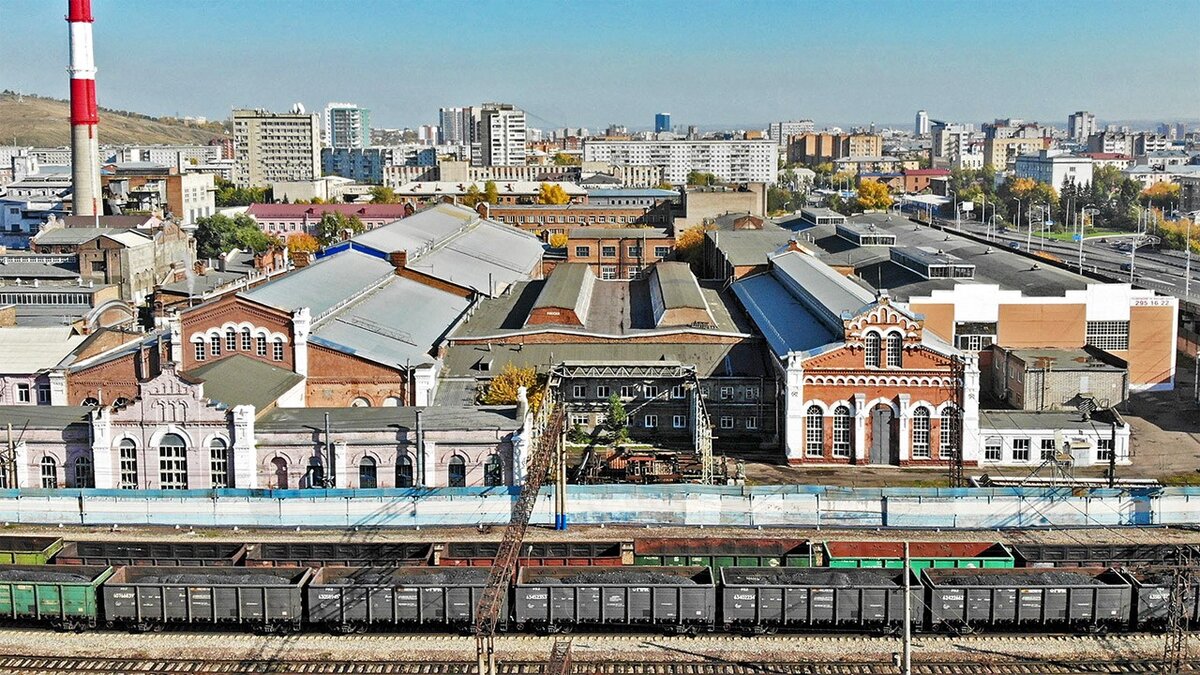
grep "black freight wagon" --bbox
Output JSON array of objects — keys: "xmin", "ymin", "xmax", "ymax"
[
  {"xmin": 1013, "ymin": 544, "xmax": 1200, "ymax": 568},
  {"xmin": 720, "ymin": 567, "xmax": 920, "ymax": 634},
  {"xmin": 1118, "ymin": 567, "xmax": 1200, "ymax": 630},
  {"xmin": 436, "ymin": 541, "xmax": 625, "ymax": 567},
  {"xmin": 307, "ymin": 566, "xmax": 497, "ymax": 632},
  {"xmin": 513, "ymin": 566, "xmax": 715, "ymax": 634},
  {"xmin": 242, "ymin": 542, "xmax": 430, "ymax": 567},
  {"xmin": 924, "ymin": 567, "xmax": 1132, "ymax": 633},
  {"xmin": 56, "ymin": 541, "xmax": 246, "ymax": 566},
  {"xmin": 102, "ymin": 565, "xmax": 311, "ymax": 633}
]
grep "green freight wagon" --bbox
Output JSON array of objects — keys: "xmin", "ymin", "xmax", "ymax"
[
  {"xmin": 0, "ymin": 564, "xmax": 113, "ymax": 630},
  {"xmin": 820, "ymin": 541, "xmax": 1014, "ymax": 570},
  {"xmin": 0, "ymin": 536, "xmax": 63, "ymax": 565},
  {"xmin": 633, "ymin": 538, "xmax": 812, "ymax": 571}
]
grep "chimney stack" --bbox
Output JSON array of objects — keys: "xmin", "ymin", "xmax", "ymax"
[
  {"xmin": 389, "ymin": 250, "xmax": 408, "ymax": 274},
  {"xmin": 68, "ymin": 0, "xmax": 101, "ymax": 217}
]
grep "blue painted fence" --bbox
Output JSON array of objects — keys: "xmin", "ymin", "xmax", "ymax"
[{"xmin": 0, "ymin": 485, "xmax": 1192, "ymax": 529}]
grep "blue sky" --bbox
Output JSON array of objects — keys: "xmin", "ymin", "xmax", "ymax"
[{"xmin": 2, "ymin": 0, "xmax": 1197, "ymax": 130}]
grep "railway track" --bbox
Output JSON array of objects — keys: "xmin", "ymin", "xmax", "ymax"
[{"xmin": 0, "ymin": 656, "xmax": 1197, "ymax": 675}]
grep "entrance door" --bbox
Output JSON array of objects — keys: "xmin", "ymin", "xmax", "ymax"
[{"xmin": 870, "ymin": 405, "xmax": 895, "ymax": 465}]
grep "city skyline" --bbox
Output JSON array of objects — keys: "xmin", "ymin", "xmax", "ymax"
[{"xmin": 3, "ymin": 0, "xmax": 1198, "ymax": 130}]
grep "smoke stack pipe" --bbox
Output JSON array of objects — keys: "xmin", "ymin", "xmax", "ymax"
[{"xmin": 68, "ymin": 0, "xmax": 101, "ymax": 217}]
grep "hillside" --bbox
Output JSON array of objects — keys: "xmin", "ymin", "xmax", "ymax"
[{"xmin": 0, "ymin": 92, "xmax": 230, "ymax": 147}]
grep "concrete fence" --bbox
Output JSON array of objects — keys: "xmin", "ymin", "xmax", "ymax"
[{"xmin": 0, "ymin": 485, "xmax": 1191, "ymax": 530}]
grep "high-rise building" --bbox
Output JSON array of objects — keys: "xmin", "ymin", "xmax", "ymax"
[
  {"xmin": 1067, "ymin": 111, "xmax": 1097, "ymax": 143},
  {"xmin": 655, "ymin": 113, "xmax": 671, "ymax": 134},
  {"xmin": 232, "ymin": 105, "xmax": 321, "ymax": 187},
  {"xmin": 582, "ymin": 139, "xmax": 776, "ymax": 184},
  {"xmin": 915, "ymin": 110, "xmax": 930, "ymax": 136},
  {"xmin": 477, "ymin": 103, "xmax": 527, "ymax": 166},
  {"xmin": 324, "ymin": 102, "xmax": 370, "ymax": 149},
  {"xmin": 438, "ymin": 106, "xmax": 475, "ymax": 146},
  {"xmin": 768, "ymin": 120, "xmax": 815, "ymax": 141}
]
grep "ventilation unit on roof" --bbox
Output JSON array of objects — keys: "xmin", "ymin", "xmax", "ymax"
[
  {"xmin": 835, "ymin": 222, "xmax": 896, "ymax": 247},
  {"xmin": 890, "ymin": 246, "xmax": 975, "ymax": 280}
]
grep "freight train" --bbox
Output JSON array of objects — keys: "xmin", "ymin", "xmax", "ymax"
[{"xmin": 0, "ymin": 535, "xmax": 1193, "ymax": 637}]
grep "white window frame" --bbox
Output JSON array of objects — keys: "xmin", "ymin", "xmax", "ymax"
[
  {"xmin": 596, "ymin": 385, "xmax": 610, "ymax": 398},
  {"xmin": 831, "ymin": 407, "xmax": 851, "ymax": 457},
  {"xmin": 984, "ymin": 438, "xmax": 1002, "ymax": 462},
  {"xmin": 672, "ymin": 415, "xmax": 686, "ymax": 429},
  {"xmin": 1012, "ymin": 438, "xmax": 1031, "ymax": 462},
  {"xmin": 643, "ymin": 414, "xmax": 658, "ymax": 428},
  {"xmin": 911, "ymin": 408, "xmax": 931, "ymax": 459},
  {"xmin": 644, "ymin": 385, "xmax": 659, "ymax": 399},
  {"xmin": 572, "ymin": 384, "xmax": 585, "ymax": 399},
  {"xmin": 804, "ymin": 406, "xmax": 823, "ymax": 457},
  {"xmin": 746, "ymin": 417, "xmax": 760, "ymax": 431},
  {"xmin": 720, "ymin": 416, "xmax": 734, "ymax": 430},
  {"xmin": 720, "ymin": 386, "xmax": 734, "ymax": 400}
]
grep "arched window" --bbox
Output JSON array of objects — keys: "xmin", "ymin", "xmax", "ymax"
[
  {"xmin": 940, "ymin": 406, "xmax": 959, "ymax": 459},
  {"xmin": 40, "ymin": 456, "xmax": 57, "ymax": 488},
  {"xmin": 82, "ymin": 397, "xmax": 100, "ymax": 406},
  {"xmin": 272, "ymin": 338, "xmax": 285, "ymax": 362},
  {"xmin": 350, "ymin": 397, "xmax": 371, "ymax": 408},
  {"xmin": 484, "ymin": 454, "xmax": 504, "ymax": 487},
  {"xmin": 396, "ymin": 455, "xmax": 414, "ymax": 488},
  {"xmin": 805, "ymin": 405, "xmax": 824, "ymax": 457},
  {"xmin": 865, "ymin": 333, "xmax": 881, "ymax": 368},
  {"xmin": 911, "ymin": 407, "xmax": 931, "ymax": 459},
  {"xmin": 304, "ymin": 458, "xmax": 325, "ymax": 488},
  {"xmin": 359, "ymin": 457, "xmax": 378, "ymax": 489},
  {"xmin": 210, "ymin": 335, "xmax": 221, "ymax": 356},
  {"xmin": 118, "ymin": 438, "xmax": 138, "ymax": 489},
  {"xmin": 225, "ymin": 329, "xmax": 237, "ymax": 353},
  {"xmin": 447, "ymin": 456, "xmax": 467, "ymax": 488},
  {"xmin": 210, "ymin": 438, "xmax": 229, "ymax": 488},
  {"xmin": 73, "ymin": 456, "xmax": 94, "ymax": 488},
  {"xmin": 241, "ymin": 328, "xmax": 252, "ymax": 351},
  {"xmin": 886, "ymin": 332, "xmax": 903, "ymax": 368},
  {"xmin": 159, "ymin": 433, "xmax": 188, "ymax": 489},
  {"xmin": 832, "ymin": 406, "xmax": 852, "ymax": 458},
  {"xmin": 382, "ymin": 396, "xmax": 401, "ymax": 407},
  {"xmin": 270, "ymin": 457, "xmax": 289, "ymax": 489}
]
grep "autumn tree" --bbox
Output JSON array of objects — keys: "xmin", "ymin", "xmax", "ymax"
[
  {"xmin": 1140, "ymin": 181, "xmax": 1181, "ymax": 209},
  {"xmin": 483, "ymin": 180, "xmax": 499, "ymax": 205},
  {"xmin": 481, "ymin": 363, "xmax": 545, "ymax": 412},
  {"xmin": 655, "ymin": 180, "xmax": 676, "ymax": 191},
  {"xmin": 314, "ymin": 212, "xmax": 366, "ymax": 246},
  {"xmin": 286, "ymin": 232, "xmax": 320, "ymax": 255},
  {"xmin": 686, "ymin": 170, "xmax": 719, "ymax": 186},
  {"xmin": 369, "ymin": 186, "xmax": 399, "ymax": 204},
  {"xmin": 548, "ymin": 232, "xmax": 569, "ymax": 248},
  {"xmin": 852, "ymin": 179, "xmax": 894, "ymax": 211},
  {"xmin": 461, "ymin": 184, "xmax": 484, "ymax": 207},
  {"xmin": 553, "ymin": 152, "xmax": 580, "ymax": 166},
  {"xmin": 675, "ymin": 224, "xmax": 714, "ymax": 273},
  {"xmin": 537, "ymin": 183, "xmax": 571, "ymax": 205}
]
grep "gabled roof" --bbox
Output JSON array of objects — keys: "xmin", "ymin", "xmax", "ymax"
[
  {"xmin": 0, "ymin": 406, "xmax": 93, "ymax": 430},
  {"xmin": 0, "ymin": 327, "xmax": 87, "ymax": 373},
  {"xmin": 770, "ymin": 251, "xmax": 876, "ymax": 330},
  {"xmin": 240, "ymin": 249, "xmax": 393, "ymax": 317},
  {"xmin": 186, "ymin": 354, "xmax": 304, "ymax": 411},
  {"xmin": 732, "ymin": 272, "xmax": 838, "ymax": 360}
]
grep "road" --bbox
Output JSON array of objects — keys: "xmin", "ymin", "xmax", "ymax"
[{"xmin": 937, "ymin": 217, "xmax": 1200, "ymax": 303}]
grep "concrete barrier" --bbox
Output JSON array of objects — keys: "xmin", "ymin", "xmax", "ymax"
[{"xmin": 0, "ymin": 485, "xmax": 1185, "ymax": 530}]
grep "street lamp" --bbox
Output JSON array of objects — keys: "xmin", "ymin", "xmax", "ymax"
[
  {"xmin": 947, "ymin": 189, "xmax": 959, "ymax": 228},
  {"xmin": 1013, "ymin": 197, "xmax": 1024, "ymax": 249}
]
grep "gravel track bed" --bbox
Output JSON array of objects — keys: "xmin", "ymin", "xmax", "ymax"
[{"xmin": 0, "ymin": 628, "xmax": 1190, "ymax": 664}]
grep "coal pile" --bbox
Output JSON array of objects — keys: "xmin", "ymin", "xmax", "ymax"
[
  {"xmin": 932, "ymin": 571, "xmax": 1105, "ymax": 587},
  {"xmin": 133, "ymin": 573, "xmax": 294, "ymax": 586},
  {"xmin": 319, "ymin": 571, "xmax": 401, "ymax": 586},
  {"xmin": 530, "ymin": 571, "xmax": 697, "ymax": 585},
  {"xmin": 724, "ymin": 568, "xmax": 901, "ymax": 587},
  {"xmin": 0, "ymin": 570, "xmax": 91, "ymax": 583},
  {"xmin": 391, "ymin": 570, "xmax": 491, "ymax": 585}
]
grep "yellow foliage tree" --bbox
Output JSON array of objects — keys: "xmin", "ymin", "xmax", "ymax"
[
  {"xmin": 537, "ymin": 183, "xmax": 571, "ymax": 205},
  {"xmin": 481, "ymin": 363, "xmax": 545, "ymax": 412},
  {"xmin": 675, "ymin": 224, "xmax": 714, "ymax": 273},
  {"xmin": 853, "ymin": 179, "xmax": 893, "ymax": 211},
  {"xmin": 286, "ymin": 232, "xmax": 320, "ymax": 254},
  {"xmin": 1140, "ymin": 181, "xmax": 1181, "ymax": 208},
  {"xmin": 548, "ymin": 232, "xmax": 569, "ymax": 248}
]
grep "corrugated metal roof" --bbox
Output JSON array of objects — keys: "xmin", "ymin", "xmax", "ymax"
[
  {"xmin": 311, "ymin": 275, "xmax": 471, "ymax": 368},
  {"xmin": 31, "ymin": 228, "xmax": 118, "ymax": 245},
  {"xmin": 651, "ymin": 262, "xmax": 707, "ymax": 311},
  {"xmin": 186, "ymin": 354, "xmax": 304, "ymax": 410},
  {"xmin": 770, "ymin": 251, "xmax": 876, "ymax": 328},
  {"xmin": 731, "ymin": 272, "xmax": 837, "ymax": 359},
  {"xmin": 240, "ymin": 250, "xmax": 393, "ymax": 316},
  {"xmin": 0, "ymin": 327, "xmax": 87, "ymax": 372},
  {"xmin": 708, "ymin": 229, "xmax": 796, "ymax": 267},
  {"xmin": 0, "ymin": 405, "xmax": 93, "ymax": 429},
  {"xmin": 351, "ymin": 203, "xmax": 477, "ymax": 253},
  {"xmin": 532, "ymin": 263, "xmax": 593, "ymax": 317}
]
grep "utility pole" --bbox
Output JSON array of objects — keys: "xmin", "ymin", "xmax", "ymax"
[
  {"xmin": 902, "ymin": 541, "xmax": 912, "ymax": 675},
  {"xmin": 1164, "ymin": 547, "xmax": 1193, "ymax": 674}
]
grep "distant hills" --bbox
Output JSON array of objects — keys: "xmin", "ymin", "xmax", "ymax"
[{"xmin": 0, "ymin": 92, "xmax": 230, "ymax": 147}]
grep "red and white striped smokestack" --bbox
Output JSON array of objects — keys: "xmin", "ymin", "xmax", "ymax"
[{"xmin": 68, "ymin": 0, "xmax": 101, "ymax": 217}]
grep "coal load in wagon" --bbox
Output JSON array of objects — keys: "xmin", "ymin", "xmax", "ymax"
[
  {"xmin": 932, "ymin": 570, "xmax": 1106, "ymax": 586},
  {"xmin": 723, "ymin": 568, "xmax": 901, "ymax": 587},
  {"xmin": 134, "ymin": 572, "xmax": 294, "ymax": 585},
  {"xmin": 0, "ymin": 569, "xmax": 91, "ymax": 583},
  {"xmin": 536, "ymin": 570, "xmax": 697, "ymax": 585}
]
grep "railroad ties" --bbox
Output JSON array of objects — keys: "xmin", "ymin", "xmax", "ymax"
[{"xmin": 0, "ymin": 656, "xmax": 1195, "ymax": 674}]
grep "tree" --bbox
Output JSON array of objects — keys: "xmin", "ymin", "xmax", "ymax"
[
  {"xmin": 674, "ymin": 224, "xmax": 714, "ymax": 273},
  {"xmin": 655, "ymin": 180, "xmax": 675, "ymax": 191},
  {"xmin": 537, "ymin": 183, "xmax": 571, "ymax": 205},
  {"xmin": 548, "ymin": 233, "xmax": 569, "ymax": 248},
  {"xmin": 461, "ymin": 184, "xmax": 484, "ymax": 207},
  {"xmin": 552, "ymin": 152, "xmax": 580, "ymax": 166},
  {"xmin": 686, "ymin": 170, "xmax": 719, "ymax": 186},
  {"xmin": 314, "ymin": 212, "xmax": 366, "ymax": 247},
  {"xmin": 213, "ymin": 176, "xmax": 268, "ymax": 207},
  {"xmin": 1140, "ymin": 181, "xmax": 1181, "ymax": 209},
  {"xmin": 369, "ymin": 186, "xmax": 399, "ymax": 204},
  {"xmin": 194, "ymin": 213, "xmax": 273, "ymax": 258},
  {"xmin": 853, "ymin": 179, "xmax": 893, "ymax": 211},
  {"xmin": 605, "ymin": 393, "xmax": 629, "ymax": 441},
  {"xmin": 286, "ymin": 232, "xmax": 320, "ymax": 255},
  {"xmin": 483, "ymin": 180, "xmax": 499, "ymax": 205},
  {"xmin": 481, "ymin": 363, "xmax": 545, "ymax": 413}
]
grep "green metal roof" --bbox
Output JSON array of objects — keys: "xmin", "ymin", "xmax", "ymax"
[
  {"xmin": 651, "ymin": 261, "xmax": 707, "ymax": 311},
  {"xmin": 186, "ymin": 355, "xmax": 304, "ymax": 411}
]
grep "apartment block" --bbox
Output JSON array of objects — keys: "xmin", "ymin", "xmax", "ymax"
[
  {"xmin": 584, "ymin": 140, "xmax": 776, "ymax": 184},
  {"xmin": 232, "ymin": 107, "xmax": 321, "ymax": 188},
  {"xmin": 785, "ymin": 133, "xmax": 882, "ymax": 166}
]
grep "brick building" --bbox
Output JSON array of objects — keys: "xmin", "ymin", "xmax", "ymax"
[
  {"xmin": 477, "ymin": 201, "xmax": 674, "ymax": 239},
  {"xmin": 786, "ymin": 133, "xmax": 883, "ymax": 166},
  {"xmin": 990, "ymin": 346, "xmax": 1129, "ymax": 411},
  {"xmin": 566, "ymin": 228, "xmax": 674, "ymax": 279},
  {"xmin": 902, "ymin": 168, "xmax": 951, "ymax": 194}
]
